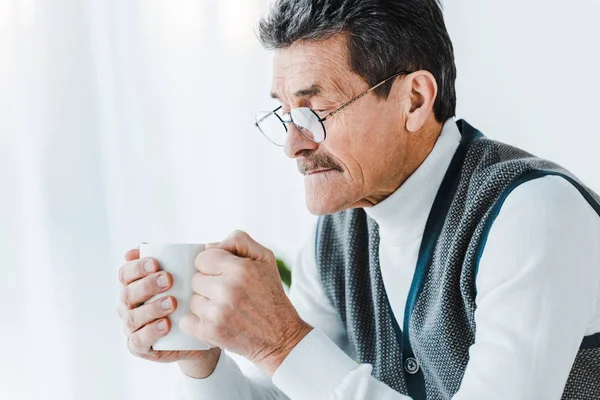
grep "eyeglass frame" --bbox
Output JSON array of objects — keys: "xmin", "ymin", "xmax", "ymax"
[{"xmin": 255, "ymin": 70, "xmax": 414, "ymax": 147}]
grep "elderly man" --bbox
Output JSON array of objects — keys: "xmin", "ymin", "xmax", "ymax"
[{"xmin": 116, "ymin": 0, "xmax": 600, "ymax": 399}]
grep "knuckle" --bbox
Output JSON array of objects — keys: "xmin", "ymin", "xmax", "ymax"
[
  {"xmin": 231, "ymin": 230, "xmax": 248, "ymax": 240},
  {"xmin": 125, "ymin": 310, "xmax": 137, "ymax": 333},
  {"xmin": 215, "ymin": 282, "xmax": 231, "ymax": 301},
  {"xmin": 226, "ymin": 278, "xmax": 244, "ymax": 296},
  {"xmin": 193, "ymin": 295, "xmax": 208, "ymax": 316},
  {"xmin": 230, "ymin": 257, "xmax": 246, "ymax": 272},
  {"xmin": 211, "ymin": 306, "xmax": 227, "ymax": 327},
  {"xmin": 144, "ymin": 274, "xmax": 159, "ymax": 294},
  {"xmin": 128, "ymin": 334, "xmax": 141, "ymax": 354},
  {"xmin": 205, "ymin": 304, "xmax": 220, "ymax": 324},
  {"xmin": 117, "ymin": 305, "xmax": 130, "ymax": 322},
  {"xmin": 130, "ymin": 329, "xmax": 151, "ymax": 355},
  {"xmin": 119, "ymin": 287, "xmax": 132, "ymax": 309},
  {"xmin": 194, "ymin": 322, "xmax": 206, "ymax": 340},
  {"xmin": 205, "ymin": 321, "xmax": 219, "ymax": 340},
  {"xmin": 233, "ymin": 264, "xmax": 249, "ymax": 280},
  {"xmin": 135, "ymin": 259, "xmax": 145, "ymax": 276},
  {"xmin": 118, "ymin": 265, "xmax": 127, "ymax": 285},
  {"xmin": 122, "ymin": 324, "xmax": 131, "ymax": 338}
]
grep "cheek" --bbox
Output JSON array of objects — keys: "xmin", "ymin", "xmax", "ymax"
[
  {"xmin": 325, "ymin": 117, "xmax": 367, "ymax": 169},
  {"xmin": 330, "ymin": 119, "xmax": 382, "ymax": 181},
  {"xmin": 323, "ymin": 141, "xmax": 362, "ymax": 185},
  {"xmin": 322, "ymin": 105, "xmax": 400, "ymax": 186}
]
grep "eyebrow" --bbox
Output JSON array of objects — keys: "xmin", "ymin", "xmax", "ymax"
[{"xmin": 270, "ymin": 84, "xmax": 323, "ymax": 100}]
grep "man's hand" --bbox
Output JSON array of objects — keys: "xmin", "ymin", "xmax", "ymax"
[
  {"xmin": 179, "ymin": 230, "xmax": 313, "ymax": 376},
  {"xmin": 116, "ymin": 246, "xmax": 221, "ymax": 378}
]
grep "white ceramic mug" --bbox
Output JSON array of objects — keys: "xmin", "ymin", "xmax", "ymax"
[{"xmin": 140, "ymin": 243, "xmax": 210, "ymax": 351}]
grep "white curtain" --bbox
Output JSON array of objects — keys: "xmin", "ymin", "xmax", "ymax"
[
  {"xmin": 1, "ymin": 1, "xmax": 599, "ymax": 399},
  {"xmin": 0, "ymin": 1, "xmax": 314, "ymax": 399}
]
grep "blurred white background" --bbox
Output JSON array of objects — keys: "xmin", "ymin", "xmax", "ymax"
[{"xmin": 0, "ymin": 0, "xmax": 598, "ymax": 399}]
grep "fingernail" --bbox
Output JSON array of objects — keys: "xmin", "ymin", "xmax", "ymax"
[
  {"xmin": 156, "ymin": 275, "xmax": 168, "ymax": 288},
  {"xmin": 160, "ymin": 298, "xmax": 172, "ymax": 310},
  {"xmin": 144, "ymin": 260, "xmax": 154, "ymax": 272},
  {"xmin": 156, "ymin": 320, "xmax": 167, "ymax": 331}
]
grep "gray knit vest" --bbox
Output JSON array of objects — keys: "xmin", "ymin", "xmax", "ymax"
[{"xmin": 316, "ymin": 120, "xmax": 600, "ymax": 400}]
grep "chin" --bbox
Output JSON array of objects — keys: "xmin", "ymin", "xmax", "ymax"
[
  {"xmin": 303, "ymin": 170, "xmax": 358, "ymax": 215},
  {"xmin": 305, "ymin": 191, "xmax": 354, "ymax": 216}
]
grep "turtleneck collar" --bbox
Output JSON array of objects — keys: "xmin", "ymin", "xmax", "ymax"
[{"xmin": 363, "ymin": 119, "xmax": 461, "ymax": 244}]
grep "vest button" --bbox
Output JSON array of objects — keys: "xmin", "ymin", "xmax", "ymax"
[{"xmin": 404, "ymin": 357, "xmax": 420, "ymax": 374}]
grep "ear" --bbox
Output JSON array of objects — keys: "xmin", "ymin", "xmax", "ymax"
[{"xmin": 403, "ymin": 71, "xmax": 438, "ymax": 133}]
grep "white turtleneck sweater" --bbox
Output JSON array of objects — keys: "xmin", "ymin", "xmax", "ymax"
[{"xmin": 179, "ymin": 119, "xmax": 600, "ymax": 400}]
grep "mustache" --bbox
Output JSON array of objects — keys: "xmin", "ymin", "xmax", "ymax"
[{"xmin": 297, "ymin": 153, "xmax": 343, "ymax": 175}]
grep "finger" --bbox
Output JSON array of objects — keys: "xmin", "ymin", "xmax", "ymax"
[
  {"xmin": 189, "ymin": 293, "xmax": 213, "ymax": 318},
  {"xmin": 124, "ymin": 248, "xmax": 139, "ymax": 262},
  {"xmin": 120, "ymin": 271, "xmax": 172, "ymax": 310},
  {"xmin": 118, "ymin": 257, "xmax": 160, "ymax": 286},
  {"xmin": 206, "ymin": 230, "xmax": 270, "ymax": 262},
  {"xmin": 124, "ymin": 242, "xmax": 148, "ymax": 262},
  {"xmin": 122, "ymin": 296, "xmax": 177, "ymax": 335},
  {"xmin": 181, "ymin": 302, "xmax": 218, "ymax": 348},
  {"xmin": 190, "ymin": 272, "xmax": 224, "ymax": 300},
  {"xmin": 128, "ymin": 317, "xmax": 171, "ymax": 355},
  {"xmin": 179, "ymin": 313, "xmax": 201, "ymax": 339},
  {"xmin": 194, "ymin": 248, "xmax": 240, "ymax": 276}
]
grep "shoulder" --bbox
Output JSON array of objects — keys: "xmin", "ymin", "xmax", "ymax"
[
  {"xmin": 495, "ymin": 174, "xmax": 600, "ymax": 228},
  {"xmin": 476, "ymin": 174, "xmax": 600, "ymax": 299}
]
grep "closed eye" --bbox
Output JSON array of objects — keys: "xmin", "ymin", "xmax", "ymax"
[{"xmin": 313, "ymin": 109, "xmax": 330, "ymax": 117}]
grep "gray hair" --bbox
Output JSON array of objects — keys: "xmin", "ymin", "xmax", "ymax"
[{"xmin": 258, "ymin": 0, "xmax": 457, "ymax": 123}]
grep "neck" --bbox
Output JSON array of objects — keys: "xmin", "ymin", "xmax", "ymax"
[{"xmin": 363, "ymin": 118, "xmax": 461, "ymax": 243}]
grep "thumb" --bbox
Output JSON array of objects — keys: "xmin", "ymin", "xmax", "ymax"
[{"xmin": 207, "ymin": 230, "xmax": 270, "ymax": 261}]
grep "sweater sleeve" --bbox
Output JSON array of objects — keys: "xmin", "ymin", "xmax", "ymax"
[
  {"xmin": 178, "ymin": 220, "xmax": 354, "ymax": 399},
  {"xmin": 454, "ymin": 175, "xmax": 600, "ymax": 399}
]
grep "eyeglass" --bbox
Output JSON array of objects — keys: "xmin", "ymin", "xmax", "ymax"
[{"xmin": 254, "ymin": 70, "xmax": 412, "ymax": 147}]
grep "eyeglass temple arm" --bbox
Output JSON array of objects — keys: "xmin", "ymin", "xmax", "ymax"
[
  {"xmin": 321, "ymin": 71, "xmax": 411, "ymax": 122},
  {"xmin": 255, "ymin": 105, "xmax": 283, "ymax": 125}
]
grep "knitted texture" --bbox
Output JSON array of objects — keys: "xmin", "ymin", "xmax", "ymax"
[{"xmin": 317, "ymin": 121, "xmax": 600, "ymax": 399}]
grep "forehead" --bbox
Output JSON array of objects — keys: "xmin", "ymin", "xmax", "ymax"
[{"xmin": 271, "ymin": 35, "xmax": 353, "ymax": 100}]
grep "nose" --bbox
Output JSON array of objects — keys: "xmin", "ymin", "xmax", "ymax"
[{"xmin": 284, "ymin": 123, "xmax": 319, "ymax": 158}]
